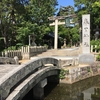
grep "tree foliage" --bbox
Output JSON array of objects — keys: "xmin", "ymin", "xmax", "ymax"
[
  {"xmin": 57, "ymin": 6, "xmax": 79, "ymax": 46},
  {"xmin": 92, "ymin": 2, "xmax": 100, "ymax": 25},
  {"xmin": 74, "ymin": 0, "xmax": 100, "ymax": 39},
  {"xmin": 57, "ymin": 5, "xmax": 74, "ymax": 16},
  {"xmin": 1, "ymin": 0, "xmax": 100, "ymax": 51},
  {"xmin": 0, "ymin": 0, "xmax": 58, "ymax": 50},
  {"xmin": 0, "ymin": 0, "xmax": 26, "ymax": 49}
]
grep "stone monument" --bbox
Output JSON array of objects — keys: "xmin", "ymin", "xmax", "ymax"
[{"xmin": 79, "ymin": 14, "xmax": 95, "ymax": 64}]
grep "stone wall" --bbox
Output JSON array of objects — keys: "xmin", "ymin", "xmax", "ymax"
[{"xmin": 61, "ymin": 63, "xmax": 100, "ymax": 84}]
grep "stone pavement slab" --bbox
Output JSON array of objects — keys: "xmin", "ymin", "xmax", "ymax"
[{"xmin": 0, "ymin": 65, "xmax": 19, "ymax": 78}]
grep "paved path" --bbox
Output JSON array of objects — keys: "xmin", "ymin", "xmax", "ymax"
[
  {"xmin": 31, "ymin": 47, "xmax": 80, "ymax": 60},
  {"xmin": 0, "ymin": 65, "xmax": 19, "ymax": 80},
  {"xmin": 19, "ymin": 59, "xmax": 30, "ymax": 64}
]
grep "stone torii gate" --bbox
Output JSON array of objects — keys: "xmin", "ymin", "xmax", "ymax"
[
  {"xmin": 48, "ymin": 15, "xmax": 75, "ymax": 49},
  {"xmin": 48, "ymin": 16, "xmax": 65, "ymax": 49}
]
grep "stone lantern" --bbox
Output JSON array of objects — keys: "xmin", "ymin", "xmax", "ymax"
[{"xmin": 94, "ymin": 26, "xmax": 100, "ymax": 40}]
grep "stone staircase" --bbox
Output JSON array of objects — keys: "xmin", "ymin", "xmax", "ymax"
[
  {"xmin": 35, "ymin": 47, "xmax": 81, "ymax": 67},
  {"xmin": 37, "ymin": 47, "xmax": 81, "ymax": 57}
]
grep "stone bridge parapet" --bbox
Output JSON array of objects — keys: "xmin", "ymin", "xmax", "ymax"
[{"xmin": 0, "ymin": 57, "xmax": 16, "ymax": 64}]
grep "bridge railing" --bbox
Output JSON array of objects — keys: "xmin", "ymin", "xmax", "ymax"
[{"xmin": 1, "ymin": 46, "xmax": 47, "ymax": 60}]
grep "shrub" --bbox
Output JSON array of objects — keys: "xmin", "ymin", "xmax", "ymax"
[
  {"xmin": 91, "ymin": 39, "xmax": 100, "ymax": 52},
  {"xmin": 59, "ymin": 69, "xmax": 69, "ymax": 79},
  {"xmin": 96, "ymin": 53, "xmax": 100, "ymax": 61}
]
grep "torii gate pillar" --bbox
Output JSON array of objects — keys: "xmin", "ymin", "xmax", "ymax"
[
  {"xmin": 54, "ymin": 19, "xmax": 58, "ymax": 49},
  {"xmin": 49, "ymin": 16, "xmax": 69, "ymax": 49}
]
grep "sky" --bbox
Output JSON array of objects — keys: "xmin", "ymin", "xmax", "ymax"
[{"xmin": 57, "ymin": 0, "xmax": 74, "ymax": 7}]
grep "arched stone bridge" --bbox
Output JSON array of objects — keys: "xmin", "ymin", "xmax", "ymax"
[{"xmin": 0, "ymin": 57, "xmax": 60, "ymax": 100}]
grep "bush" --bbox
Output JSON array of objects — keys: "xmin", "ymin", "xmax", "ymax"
[
  {"xmin": 95, "ymin": 46, "xmax": 100, "ymax": 52},
  {"xmin": 96, "ymin": 53, "xmax": 100, "ymax": 61},
  {"xmin": 90, "ymin": 39, "xmax": 100, "ymax": 46},
  {"xmin": 59, "ymin": 69, "xmax": 69, "ymax": 79},
  {"xmin": 91, "ymin": 39, "xmax": 100, "ymax": 52},
  {"xmin": 3, "ymin": 46, "xmax": 16, "ymax": 51}
]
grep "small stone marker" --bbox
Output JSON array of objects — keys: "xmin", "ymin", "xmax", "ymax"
[{"xmin": 14, "ymin": 56, "xmax": 19, "ymax": 65}]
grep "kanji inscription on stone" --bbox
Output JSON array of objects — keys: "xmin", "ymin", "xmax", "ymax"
[{"xmin": 82, "ymin": 14, "xmax": 90, "ymax": 53}]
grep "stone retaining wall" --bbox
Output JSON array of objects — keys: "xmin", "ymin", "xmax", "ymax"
[
  {"xmin": 61, "ymin": 63, "xmax": 100, "ymax": 84},
  {"xmin": 59, "ymin": 58, "xmax": 79, "ymax": 67}
]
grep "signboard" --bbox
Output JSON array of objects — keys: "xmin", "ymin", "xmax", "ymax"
[
  {"xmin": 82, "ymin": 14, "xmax": 90, "ymax": 54},
  {"xmin": 65, "ymin": 17, "xmax": 70, "ymax": 27},
  {"xmin": 65, "ymin": 17, "xmax": 75, "ymax": 27}
]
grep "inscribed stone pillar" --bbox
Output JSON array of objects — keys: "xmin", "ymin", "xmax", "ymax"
[
  {"xmin": 79, "ymin": 14, "xmax": 95, "ymax": 64},
  {"xmin": 82, "ymin": 14, "xmax": 90, "ymax": 54}
]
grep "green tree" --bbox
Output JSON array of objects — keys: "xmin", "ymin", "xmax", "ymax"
[
  {"xmin": 57, "ymin": 6, "xmax": 79, "ymax": 46},
  {"xmin": 0, "ymin": 0, "xmax": 58, "ymax": 50},
  {"xmin": 20, "ymin": 0, "xmax": 58, "ymax": 45},
  {"xmin": 74, "ymin": 0, "xmax": 100, "ymax": 39},
  {"xmin": 70, "ymin": 27, "xmax": 80, "ymax": 46},
  {"xmin": 0, "ymin": 0, "xmax": 26, "ymax": 49},
  {"xmin": 57, "ymin": 5, "xmax": 75, "ymax": 16},
  {"xmin": 16, "ymin": 0, "xmax": 58, "ymax": 46},
  {"xmin": 92, "ymin": 2, "xmax": 100, "ymax": 25}
]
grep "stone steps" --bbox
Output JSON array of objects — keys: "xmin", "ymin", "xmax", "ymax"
[{"xmin": 37, "ymin": 47, "xmax": 81, "ymax": 57}]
